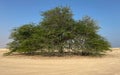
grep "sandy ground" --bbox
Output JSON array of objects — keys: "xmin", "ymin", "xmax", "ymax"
[{"xmin": 0, "ymin": 48, "xmax": 120, "ymax": 75}]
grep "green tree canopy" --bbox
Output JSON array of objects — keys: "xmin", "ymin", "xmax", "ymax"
[{"xmin": 6, "ymin": 6, "xmax": 111, "ymax": 56}]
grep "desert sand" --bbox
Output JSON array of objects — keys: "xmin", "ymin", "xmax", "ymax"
[{"xmin": 0, "ymin": 48, "xmax": 120, "ymax": 75}]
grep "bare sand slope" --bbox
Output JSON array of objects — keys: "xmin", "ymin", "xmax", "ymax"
[{"xmin": 0, "ymin": 48, "xmax": 120, "ymax": 75}]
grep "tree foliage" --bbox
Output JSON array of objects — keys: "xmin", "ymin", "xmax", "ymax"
[{"xmin": 6, "ymin": 7, "xmax": 111, "ymax": 56}]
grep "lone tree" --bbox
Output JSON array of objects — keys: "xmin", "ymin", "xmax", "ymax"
[{"xmin": 6, "ymin": 6, "xmax": 111, "ymax": 56}]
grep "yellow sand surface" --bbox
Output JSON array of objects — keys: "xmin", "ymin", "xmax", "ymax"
[{"xmin": 0, "ymin": 48, "xmax": 120, "ymax": 75}]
